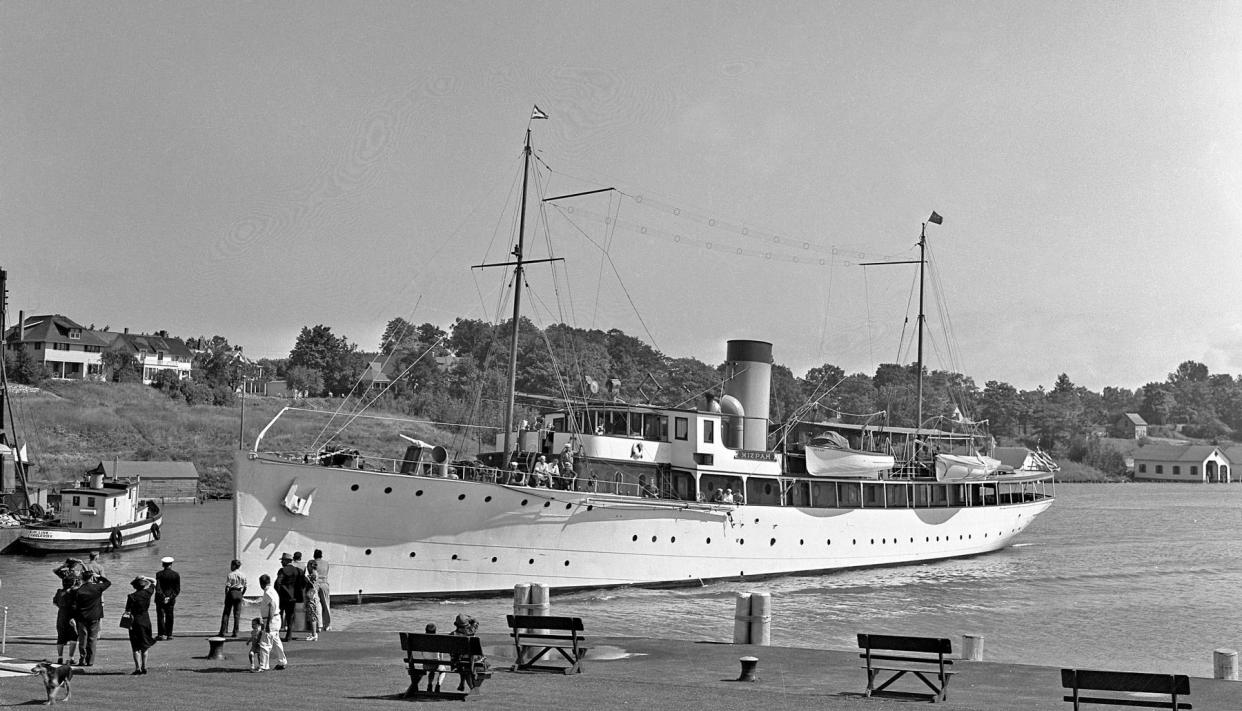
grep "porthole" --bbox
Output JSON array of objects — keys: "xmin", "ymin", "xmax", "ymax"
[
  {"xmin": 565, "ymin": 503, "xmax": 572, "ymax": 510},
  {"xmin": 563, "ymin": 560, "xmax": 570, "ymax": 566},
  {"xmin": 350, "ymin": 484, "xmax": 360, "ymax": 491},
  {"xmin": 409, "ymin": 552, "xmax": 416, "ymax": 558},
  {"xmin": 365, "ymin": 549, "xmax": 372, "ymax": 555},
  {"xmin": 651, "ymin": 536, "xmax": 657, "ymax": 543},
  {"xmin": 451, "ymin": 554, "xmax": 458, "ymax": 560},
  {"xmin": 671, "ymin": 536, "xmax": 676, "ymax": 543},
  {"xmin": 826, "ymin": 539, "xmax": 831, "ymax": 546},
  {"xmin": 769, "ymin": 538, "xmax": 776, "ymax": 546},
  {"xmin": 543, "ymin": 501, "xmax": 551, "ymax": 508},
  {"xmin": 383, "ymin": 487, "xmax": 392, "ymax": 494},
  {"xmin": 491, "ymin": 557, "xmax": 497, "ymax": 563},
  {"xmin": 852, "ymin": 539, "xmax": 857, "ymax": 545},
  {"xmin": 871, "ymin": 539, "xmax": 875, "ymax": 545},
  {"xmin": 521, "ymin": 499, "xmax": 528, "ymax": 506},
  {"xmin": 587, "ymin": 505, "xmax": 594, "ymax": 511},
  {"xmin": 458, "ymin": 494, "xmax": 466, "ymax": 501},
  {"xmin": 528, "ymin": 558, "xmax": 534, "ymax": 565},
  {"xmin": 632, "ymin": 534, "xmax": 638, "ymax": 542},
  {"xmin": 416, "ymin": 490, "xmax": 424, "ymax": 497},
  {"xmin": 739, "ymin": 539, "xmax": 745, "ymax": 545},
  {"xmin": 799, "ymin": 539, "xmax": 804, "ymax": 545},
  {"xmin": 881, "ymin": 538, "xmax": 886, "ymax": 544},
  {"xmin": 706, "ymin": 537, "xmax": 712, "ymax": 544},
  {"xmin": 753, "ymin": 518, "xmax": 760, "ymax": 524},
  {"xmin": 484, "ymin": 496, "xmax": 492, "ymax": 503}
]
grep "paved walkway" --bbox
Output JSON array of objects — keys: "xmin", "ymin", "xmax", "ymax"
[{"xmin": 0, "ymin": 630, "xmax": 1235, "ymax": 709}]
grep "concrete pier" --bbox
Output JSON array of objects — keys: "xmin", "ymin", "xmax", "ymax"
[{"xmin": 0, "ymin": 630, "xmax": 1238, "ymax": 710}]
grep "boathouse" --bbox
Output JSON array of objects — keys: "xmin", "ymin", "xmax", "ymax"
[
  {"xmin": 101, "ymin": 460, "xmax": 200, "ymax": 502},
  {"xmin": 1131, "ymin": 444, "xmax": 1230, "ymax": 483}
]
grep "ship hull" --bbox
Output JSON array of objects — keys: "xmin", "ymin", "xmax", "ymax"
[
  {"xmin": 235, "ymin": 452, "xmax": 1052, "ymax": 600},
  {"xmin": 19, "ymin": 516, "xmax": 163, "ymax": 554}
]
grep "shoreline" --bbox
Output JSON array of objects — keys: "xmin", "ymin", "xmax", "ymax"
[{"xmin": 1, "ymin": 630, "xmax": 1235, "ymax": 710}]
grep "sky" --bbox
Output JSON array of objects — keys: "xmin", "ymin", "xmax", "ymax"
[{"xmin": 2, "ymin": 1, "xmax": 1240, "ymax": 393}]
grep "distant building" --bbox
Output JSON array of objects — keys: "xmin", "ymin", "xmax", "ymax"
[
  {"xmin": 101, "ymin": 460, "xmax": 200, "ymax": 502},
  {"xmin": 3, "ymin": 314, "xmax": 107, "ymax": 380},
  {"xmin": 96, "ymin": 329, "xmax": 194, "ymax": 384},
  {"xmin": 1117, "ymin": 413, "xmax": 1148, "ymax": 439},
  {"xmin": 360, "ymin": 361, "xmax": 393, "ymax": 391},
  {"xmin": 1132, "ymin": 444, "xmax": 1230, "ymax": 483}
]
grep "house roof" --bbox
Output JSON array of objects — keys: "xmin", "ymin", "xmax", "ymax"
[
  {"xmin": 1223, "ymin": 446, "xmax": 1242, "ymax": 463},
  {"xmin": 101, "ymin": 461, "xmax": 199, "ymax": 479},
  {"xmin": 1123, "ymin": 413, "xmax": 1147, "ymax": 426},
  {"xmin": 361, "ymin": 361, "xmax": 393, "ymax": 383},
  {"xmin": 4, "ymin": 314, "xmax": 110, "ymax": 347},
  {"xmin": 101, "ymin": 332, "xmax": 195, "ymax": 359},
  {"xmin": 1132, "ymin": 444, "xmax": 1221, "ymax": 463}
]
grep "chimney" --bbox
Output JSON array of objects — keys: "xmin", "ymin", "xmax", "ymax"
[
  {"xmin": 124, "ymin": 327, "xmax": 129, "ymax": 334},
  {"xmin": 17, "ymin": 310, "xmax": 23, "ymax": 342}
]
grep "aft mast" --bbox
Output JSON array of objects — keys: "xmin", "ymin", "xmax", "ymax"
[
  {"xmin": 860, "ymin": 211, "xmax": 941, "ymax": 432},
  {"xmin": 0, "ymin": 268, "xmax": 33, "ymax": 512}
]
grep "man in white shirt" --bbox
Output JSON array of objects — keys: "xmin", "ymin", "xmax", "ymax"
[{"xmin": 256, "ymin": 573, "xmax": 287, "ymax": 671}]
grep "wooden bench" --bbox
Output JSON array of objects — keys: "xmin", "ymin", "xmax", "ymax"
[
  {"xmin": 1061, "ymin": 668, "xmax": 1191, "ymax": 710},
  {"xmin": 858, "ymin": 633, "xmax": 955, "ymax": 703},
  {"xmin": 505, "ymin": 614, "xmax": 588, "ymax": 674},
  {"xmin": 398, "ymin": 632, "xmax": 491, "ymax": 700}
]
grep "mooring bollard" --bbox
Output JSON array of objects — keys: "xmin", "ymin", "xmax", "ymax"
[
  {"xmin": 733, "ymin": 593, "xmax": 751, "ymax": 644},
  {"xmin": 962, "ymin": 634, "xmax": 984, "ymax": 661},
  {"xmin": 514, "ymin": 582, "xmax": 550, "ymax": 664},
  {"xmin": 206, "ymin": 636, "xmax": 228, "ymax": 660},
  {"xmin": 737, "ymin": 656, "xmax": 760, "ymax": 682},
  {"xmin": 1214, "ymin": 648, "xmax": 1238, "ymax": 680},
  {"xmin": 732, "ymin": 591, "xmax": 771, "ymax": 645}
]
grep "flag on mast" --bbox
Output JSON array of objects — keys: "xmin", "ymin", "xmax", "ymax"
[
  {"xmin": 531, "ymin": 105, "xmax": 549, "ymax": 120},
  {"xmin": 928, "ymin": 211, "xmax": 943, "ymax": 225}
]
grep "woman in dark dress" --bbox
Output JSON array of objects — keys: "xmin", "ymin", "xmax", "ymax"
[{"xmin": 126, "ymin": 576, "xmax": 157, "ymax": 674}]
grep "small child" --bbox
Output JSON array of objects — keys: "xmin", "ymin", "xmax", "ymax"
[
  {"xmin": 423, "ymin": 623, "xmax": 446, "ymax": 693},
  {"xmin": 247, "ymin": 617, "xmax": 264, "ymax": 672}
]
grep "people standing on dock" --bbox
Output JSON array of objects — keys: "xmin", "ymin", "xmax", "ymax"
[
  {"xmin": 53, "ymin": 576, "xmax": 79, "ymax": 665},
  {"xmin": 219, "ymin": 559, "xmax": 247, "ymax": 637},
  {"xmin": 302, "ymin": 561, "xmax": 321, "ymax": 641},
  {"xmin": 312, "ymin": 549, "xmax": 331, "ymax": 631},
  {"xmin": 275, "ymin": 553, "xmax": 304, "ymax": 642},
  {"xmin": 154, "ymin": 557, "xmax": 180, "ymax": 640},
  {"xmin": 256, "ymin": 574, "xmax": 287, "ymax": 671},
  {"xmin": 72, "ymin": 570, "xmax": 111, "ymax": 666},
  {"xmin": 54, "ymin": 557, "xmax": 84, "ymax": 583},
  {"xmin": 84, "ymin": 551, "xmax": 104, "ymax": 578},
  {"xmin": 125, "ymin": 576, "xmax": 157, "ymax": 675}
]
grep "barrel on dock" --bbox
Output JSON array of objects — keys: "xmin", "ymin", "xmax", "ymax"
[
  {"xmin": 1214, "ymin": 648, "xmax": 1238, "ymax": 680},
  {"xmin": 732, "ymin": 591, "xmax": 771, "ymax": 645}
]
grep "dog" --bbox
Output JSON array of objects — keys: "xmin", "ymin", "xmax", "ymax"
[{"xmin": 34, "ymin": 661, "xmax": 73, "ymax": 705}]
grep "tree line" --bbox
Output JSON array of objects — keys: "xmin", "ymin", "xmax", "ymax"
[{"xmin": 8, "ymin": 318, "xmax": 1240, "ymax": 469}]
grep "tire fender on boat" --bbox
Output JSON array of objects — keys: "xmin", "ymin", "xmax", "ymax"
[
  {"xmin": 28, "ymin": 503, "xmax": 45, "ymax": 518},
  {"xmin": 150, "ymin": 522, "xmax": 161, "ymax": 541},
  {"xmin": 109, "ymin": 527, "xmax": 123, "ymax": 550}
]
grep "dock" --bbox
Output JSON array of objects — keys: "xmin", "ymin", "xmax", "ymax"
[{"xmin": 0, "ymin": 630, "xmax": 1235, "ymax": 709}]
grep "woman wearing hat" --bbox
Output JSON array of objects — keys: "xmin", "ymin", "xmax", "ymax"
[{"xmin": 125, "ymin": 576, "xmax": 157, "ymax": 674}]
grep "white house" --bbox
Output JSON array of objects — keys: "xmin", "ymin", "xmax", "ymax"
[{"xmin": 1132, "ymin": 444, "xmax": 1231, "ymax": 483}]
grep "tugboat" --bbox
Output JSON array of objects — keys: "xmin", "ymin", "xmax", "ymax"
[{"xmin": 18, "ymin": 462, "xmax": 162, "ymax": 554}]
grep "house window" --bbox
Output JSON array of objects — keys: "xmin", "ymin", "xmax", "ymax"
[
  {"xmin": 52, "ymin": 342, "xmax": 70, "ymax": 351},
  {"xmin": 69, "ymin": 329, "xmax": 81, "ymax": 339},
  {"xmin": 1173, "ymin": 465, "xmax": 1180, "ymax": 475},
  {"xmin": 87, "ymin": 497, "xmax": 96, "ymax": 507},
  {"xmin": 157, "ymin": 351, "xmax": 165, "ymax": 361},
  {"xmin": 1138, "ymin": 463, "xmax": 1147, "ymax": 473},
  {"xmin": 703, "ymin": 420, "xmax": 715, "ymax": 444},
  {"xmin": 34, "ymin": 342, "xmax": 43, "ymax": 349},
  {"xmin": 84, "ymin": 345, "xmax": 100, "ymax": 353},
  {"xmin": 1191, "ymin": 466, "xmax": 1198, "ymax": 476},
  {"xmin": 675, "ymin": 417, "xmax": 688, "ymax": 441},
  {"xmin": 1155, "ymin": 465, "xmax": 1163, "ymax": 474}
]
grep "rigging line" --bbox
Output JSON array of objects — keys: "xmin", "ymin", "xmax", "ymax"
[
  {"xmin": 324, "ymin": 337, "xmax": 447, "ymax": 443},
  {"xmin": 863, "ymin": 265, "xmax": 875, "ymax": 365},
  {"xmin": 816, "ymin": 251, "xmax": 836, "ymax": 361}
]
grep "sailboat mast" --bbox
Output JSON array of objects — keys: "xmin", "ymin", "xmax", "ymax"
[
  {"xmin": 916, "ymin": 222, "xmax": 926, "ymax": 429},
  {"xmin": 501, "ymin": 128, "xmax": 533, "ymax": 465}
]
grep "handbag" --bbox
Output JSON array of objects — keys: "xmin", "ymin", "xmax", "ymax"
[{"xmin": 119, "ymin": 611, "xmax": 133, "ymax": 629}]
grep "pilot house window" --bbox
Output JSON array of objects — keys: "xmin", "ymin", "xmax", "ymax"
[{"xmin": 703, "ymin": 420, "xmax": 715, "ymax": 444}]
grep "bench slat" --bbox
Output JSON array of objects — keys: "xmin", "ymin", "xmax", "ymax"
[
  {"xmin": 1061, "ymin": 669, "xmax": 1190, "ymax": 695},
  {"xmin": 399, "ymin": 632, "xmax": 483, "ymax": 656},
  {"xmin": 1061, "ymin": 697, "xmax": 1191, "ymax": 710},
  {"xmin": 507, "ymin": 614, "xmax": 585, "ymax": 631},
  {"xmin": 861, "ymin": 653, "xmax": 954, "ymax": 665},
  {"xmin": 858, "ymin": 633, "xmax": 953, "ymax": 654}
]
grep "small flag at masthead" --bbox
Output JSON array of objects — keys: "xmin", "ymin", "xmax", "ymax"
[
  {"xmin": 531, "ymin": 105, "xmax": 549, "ymax": 120},
  {"xmin": 928, "ymin": 211, "xmax": 943, "ymax": 225}
]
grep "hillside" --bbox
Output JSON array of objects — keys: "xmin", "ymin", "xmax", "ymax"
[{"xmin": 9, "ymin": 382, "xmax": 478, "ymax": 497}]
